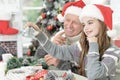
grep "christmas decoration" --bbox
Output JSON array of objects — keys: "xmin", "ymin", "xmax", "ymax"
[
  {"xmin": 114, "ymin": 39, "xmax": 120, "ymax": 48},
  {"xmin": 6, "ymin": 56, "xmax": 49, "ymax": 73},
  {"xmin": 6, "ymin": 57, "xmax": 22, "ymax": 72},
  {"xmin": 0, "ymin": 3, "xmax": 19, "ymax": 35},
  {"xmin": 57, "ymin": 0, "xmax": 85, "ymax": 22},
  {"xmin": 36, "ymin": 0, "xmax": 75, "ymax": 36},
  {"xmin": 0, "ymin": 20, "xmax": 18, "ymax": 35},
  {"xmin": 27, "ymin": 39, "xmax": 39, "ymax": 56},
  {"xmin": 47, "ymin": 25, "xmax": 53, "ymax": 31},
  {"xmin": 26, "ymin": 70, "xmax": 75, "ymax": 80}
]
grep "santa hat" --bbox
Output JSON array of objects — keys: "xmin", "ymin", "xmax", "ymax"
[
  {"xmin": 57, "ymin": 0, "xmax": 85, "ymax": 22},
  {"xmin": 80, "ymin": 4, "xmax": 117, "ymax": 37}
]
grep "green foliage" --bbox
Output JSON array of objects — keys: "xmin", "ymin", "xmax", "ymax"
[
  {"xmin": 6, "ymin": 56, "xmax": 49, "ymax": 72},
  {"xmin": 7, "ymin": 57, "xmax": 22, "ymax": 70}
]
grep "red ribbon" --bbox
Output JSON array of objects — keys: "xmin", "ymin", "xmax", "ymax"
[{"xmin": 26, "ymin": 70, "xmax": 48, "ymax": 80}]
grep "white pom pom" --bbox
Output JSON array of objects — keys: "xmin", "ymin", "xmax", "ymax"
[
  {"xmin": 90, "ymin": 0, "xmax": 109, "ymax": 5},
  {"xmin": 107, "ymin": 29, "xmax": 117, "ymax": 38},
  {"xmin": 57, "ymin": 14, "xmax": 64, "ymax": 22}
]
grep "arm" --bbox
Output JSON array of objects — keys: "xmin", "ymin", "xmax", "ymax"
[
  {"xmin": 24, "ymin": 22, "xmax": 80, "ymax": 63},
  {"xmin": 44, "ymin": 54, "xmax": 74, "ymax": 70},
  {"xmin": 86, "ymin": 42, "xmax": 119, "ymax": 80},
  {"xmin": 34, "ymin": 45, "xmax": 48, "ymax": 59},
  {"xmin": 35, "ymin": 32, "xmax": 78, "ymax": 61}
]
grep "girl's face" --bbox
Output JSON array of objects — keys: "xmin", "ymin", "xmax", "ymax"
[{"xmin": 81, "ymin": 17, "xmax": 101, "ymax": 37}]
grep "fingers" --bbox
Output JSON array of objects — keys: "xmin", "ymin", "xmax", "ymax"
[
  {"xmin": 44, "ymin": 54, "xmax": 59, "ymax": 66},
  {"xmin": 58, "ymin": 31, "xmax": 65, "ymax": 36},
  {"xmin": 24, "ymin": 22, "xmax": 34, "ymax": 28},
  {"xmin": 87, "ymin": 37, "xmax": 97, "ymax": 42},
  {"xmin": 44, "ymin": 54, "xmax": 52, "ymax": 61},
  {"xmin": 24, "ymin": 22, "xmax": 41, "ymax": 32},
  {"xmin": 52, "ymin": 31, "xmax": 66, "ymax": 45},
  {"xmin": 53, "ymin": 37, "xmax": 66, "ymax": 45}
]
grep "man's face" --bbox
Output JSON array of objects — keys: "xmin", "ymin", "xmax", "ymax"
[{"xmin": 64, "ymin": 14, "xmax": 83, "ymax": 37}]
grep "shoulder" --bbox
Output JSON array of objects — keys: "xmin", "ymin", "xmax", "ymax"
[{"xmin": 103, "ymin": 45, "xmax": 120, "ymax": 65}]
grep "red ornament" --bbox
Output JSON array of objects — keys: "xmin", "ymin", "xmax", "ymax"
[
  {"xmin": 40, "ymin": 13, "xmax": 46, "ymax": 19},
  {"xmin": 114, "ymin": 40, "xmax": 120, "ymax": 48},
  {"xmin": 114, "ymin": 36, "xmax": 120, "ymax": 48},
  {"xmin": 47, "ymin": 25, "xmax": 53, "ymax": 31},
  {"xmin": 54, "ymin": 16, "xmax": 58, "ymax": 21}
]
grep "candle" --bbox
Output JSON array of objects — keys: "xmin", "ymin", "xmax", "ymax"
[
  {"xmin": 2, "ymin": 53, "xmax": 13, "ymax": 62},
  {"xmin": 0, "ymin": 62, "xmax": 6, "ymax": 79}
]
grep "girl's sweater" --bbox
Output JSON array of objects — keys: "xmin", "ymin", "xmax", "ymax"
[{"xmin": 35, "ymin": 32, "xmax": 120, "ymax": 80}]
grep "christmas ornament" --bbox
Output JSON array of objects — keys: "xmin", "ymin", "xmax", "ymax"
[
  {"xmin": 39, "ymin": 13, "xmax": 46, "ymax": 20},
  {"xmin": 114, "ymin": 39, "xmax": 120, "ymax": 48},
  {"xmin": 0, "ymin": 3, "xmax": 19, "ymax": 35},
  {"xmin": 53, "ymin": 16, "xmax": 58, "ymax": 21},
  {"xmin": 37, "ymin": 0, "xmax": 73, "ymax": 36},
  {"xmin": 47, "ymin": 25, "xmax": 53, "ymax": 31}
]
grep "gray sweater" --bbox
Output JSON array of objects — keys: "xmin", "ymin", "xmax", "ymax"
[{"xmin": 35, "ymin": 32, "xmax": 120, "ymax": 80}]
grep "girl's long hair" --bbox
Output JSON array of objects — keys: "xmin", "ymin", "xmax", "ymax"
[{"xmin": 78, "ymin": 20, "xmax": 111, "ymax": 76}]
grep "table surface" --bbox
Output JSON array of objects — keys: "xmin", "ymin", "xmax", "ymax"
[{"xmin": 4, "ymin": 66, "xmax": 87, "ymax": 80}]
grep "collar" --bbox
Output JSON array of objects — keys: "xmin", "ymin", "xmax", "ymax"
[{"xmin": 66, "ymin": 33, "xmax": 81, "ymax": 45}]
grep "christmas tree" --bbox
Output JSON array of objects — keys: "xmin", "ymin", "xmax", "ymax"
[{"xmin": 36, "ymin": 0, "xmax": 74, "ymax": 37}]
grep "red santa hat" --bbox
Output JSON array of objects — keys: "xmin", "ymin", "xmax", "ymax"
[
  {"xmin": 80, "ymin": 4, "xmax": 117, "ymax": 37},
  {"xmin": 57, "ymin": 0, "xmax": 85, "ymax": 22}
]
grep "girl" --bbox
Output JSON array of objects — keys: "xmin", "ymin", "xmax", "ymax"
[
  {"xmin": 79, "ymin": 4, "xmax": 120, "ymax": 80},
  {"xmin": 25, "ymin": 4, "xmax": 120, "ymax": 80}
]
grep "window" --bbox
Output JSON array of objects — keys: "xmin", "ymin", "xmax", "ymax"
[
  {"xmin": 22, "ymin": 0, "xmax": 43, "ymax": 23},
  {"xmin": 21, "ymin": 0, "xmax": 43, "ymax": 54}
]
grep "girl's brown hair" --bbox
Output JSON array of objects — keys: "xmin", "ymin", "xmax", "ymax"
[{"xmin": 78, "ymin": 20, "xmax": 111, "ymax": 76}]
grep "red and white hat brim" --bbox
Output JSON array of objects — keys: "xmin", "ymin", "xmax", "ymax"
[{"xmin": 57, "ymin": 6, "xmax": 82, "ymax": 22}]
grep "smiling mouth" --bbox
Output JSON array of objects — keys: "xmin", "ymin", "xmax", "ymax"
[
  {"xmin": 65, "ymin": 28, "xmax": 73, "ymax": 32},
  {"xmin": 86, "ymin": 31, "xmax": 92, "ymax": 35}
]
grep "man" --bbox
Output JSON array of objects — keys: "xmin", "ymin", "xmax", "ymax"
[{"xmin": 34, "ymin": 0, "xmax": 85, "ymax": 70}]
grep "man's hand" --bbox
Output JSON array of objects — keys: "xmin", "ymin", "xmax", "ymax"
[
  {"xmin": 24, "ymin": 22, "xmax": 41, "ymax": 32},
  {"xmin": 52, "ymin": 31, "xmax": 66, "ymax": 45},
  {"xmin": 44, "ymin": 54, "xmax": 60, "ymax": 67}
]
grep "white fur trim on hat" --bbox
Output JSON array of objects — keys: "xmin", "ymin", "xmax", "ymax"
[
  {"xmin": 107, "ymin": 29, "xmax": 117, "ymax": 38},
  {"xmin": 82, "ymin": 0, "xmax": 91, "ymax": 5},
  {"xmin": 90, "ymin": 0, "xmax": 109, "ymax": 5},
  {"xmin": 57, "ymin": 14, "xmax": 64, "ymax": 22},
  {"xmin": 57, "ymin": 6, "xmax": 82, "ymax": 22},
  {"xmin": 64, "ymin": 6, "xmax": 82, "ymax": 18},
  {"xmin": 109, "ymin": 23, "xmax": 120, "ymax": 38},
  {"xmin": 80, "ymin": 5, "xmax": 104, "ymax": 22}
]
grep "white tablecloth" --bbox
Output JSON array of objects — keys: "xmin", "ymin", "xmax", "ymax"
[{"xmin": 4, "ymin": 66, "xmax": 87, "ymax": 80}]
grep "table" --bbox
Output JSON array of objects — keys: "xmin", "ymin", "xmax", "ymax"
[{"xmin": 5, "ymin": 66, "xmax": 87, "ymax": 80}]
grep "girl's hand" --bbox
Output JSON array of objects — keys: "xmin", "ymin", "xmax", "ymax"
[{"xmin": 87, "ymin": 36, "xmax": 97, "ymax": 43}]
